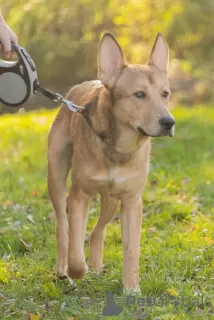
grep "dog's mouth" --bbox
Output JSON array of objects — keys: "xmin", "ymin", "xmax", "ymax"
[
  {"xmin": 137, "ymin": 127, "xmax": 149, "ymax": 136},
  {"xmin": 137, "ymin": 126, "xmax": 174, "ymax": 138}
]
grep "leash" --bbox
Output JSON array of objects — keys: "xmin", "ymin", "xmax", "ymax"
[
  {"xmin": 36, "ymin": 84, "xmax": 86, "ymax": 113},
  {"xmin": 37, "ymin": 84, "xmax": 109, "ymax": 144},
  {"xmin": 37, "ymin": 84, "xmax": 110, "ymax": 144},
  {"xmin": 0, "ymin": 43, "xmax": 85, "ymax": 113},
  {"xmin": 37, "ymin": 84, "xmax": 109, "ymax": 145},
  {"xmin": 0, "ymin": 43, "xmax": 109, "ymax": 144}
]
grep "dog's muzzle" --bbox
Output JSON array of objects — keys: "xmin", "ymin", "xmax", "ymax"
[{"xmin": 137, "ymin": 115, "xmax": 175, "ymax": 138}]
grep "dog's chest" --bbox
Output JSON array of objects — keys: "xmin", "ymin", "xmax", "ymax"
[
  {"xmin": 89, "ymin": 165, "xmax": 147, "ymax": 194},
  {"xmin": 92, "ymin": 167, "xmax": 135, "ymax": 183},
  {"xmin": 80, "ymin": 143, "xmax": 150, "ymax": 196}
]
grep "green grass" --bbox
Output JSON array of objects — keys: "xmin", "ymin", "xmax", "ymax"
[{"xmin": 1, "ymin": 106, "xmax": 214, "ymax": 319}]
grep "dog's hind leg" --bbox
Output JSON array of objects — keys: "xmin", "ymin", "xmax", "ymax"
[
  {"xmin": 47, "ymin": 107, "xmax": 72, "ymax": 279},
  {"xmin": 89, "ymin": 195, "xmax": 119, "ymax": 273}
]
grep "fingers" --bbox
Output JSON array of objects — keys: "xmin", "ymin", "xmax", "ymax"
[
  {"xmin": 0, "ymin": 37, "xmax": 18, "ymax": 59},
  {"xmin": 0, "ymin": 43, "xmax": 3, "ymax": 56},
  {"xmin": 0, "ymin": 21, "xmax": 18, "ymax": 59},
  {"xmin": 11, "ymin": 33, "xmax": 18, "ymax": 45},
  {"xmin": 1, "ymin": 36, "xmax": 11, "ymax": 59},
  {"xmin": 0, "ymin": 42, "xmax": 10, "ymax": 59}
]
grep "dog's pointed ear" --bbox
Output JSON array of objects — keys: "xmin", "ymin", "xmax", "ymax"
[
  {"xmin": 98, "ymin": 33, "xmax": 126, "ymax": 88},
  {"xmin": 148, "ymin": 33, "xmax": 169, "ymax": 72}
]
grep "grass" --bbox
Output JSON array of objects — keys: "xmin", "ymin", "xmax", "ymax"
[{"xmin": 0, "ymin": 106, "xmax": 214, "ymax": 319}]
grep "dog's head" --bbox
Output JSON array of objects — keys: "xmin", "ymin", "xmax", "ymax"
[{"xmin": 98, "ymin": 33, "xmax": 175, "ymax": 138}]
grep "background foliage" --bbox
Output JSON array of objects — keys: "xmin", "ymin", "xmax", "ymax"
[{"xmin": 1, "ymin": 0, "xmax": 214, "ymax": 110}]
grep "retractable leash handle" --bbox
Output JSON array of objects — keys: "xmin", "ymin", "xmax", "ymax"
[
  {"xmin": 0, "ymin": 43, "xmax": 85, "ymax": 112},
  {"xmin": 0, "ymin": 43, "xmax": 38, "ymax": 107}
]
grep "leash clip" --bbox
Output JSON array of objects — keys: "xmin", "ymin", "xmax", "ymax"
[{"xmin": 54, "ymin": 93, "xmax": 85, "ymax": 113}]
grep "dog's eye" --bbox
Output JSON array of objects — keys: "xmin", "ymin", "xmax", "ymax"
[
  {"xmin": 134, "ymin": 91, "xmax": 146, "ymax": 99},
  {"xmin": 162, "ymin": 91, "xmax": 169, "ymax": 98}
]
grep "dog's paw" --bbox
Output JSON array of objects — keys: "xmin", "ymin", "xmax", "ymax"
[
  {"xmin": 88, "ymin": 257, "xmax": 103, "ymax": 274},
  {"xmin": 68, "ymin": 259, "xmax": 88, "ymax": 279},
  {"xmin": 55, "ymin": 264, "xmax": 68, "ymax": 280},
  {"xmin": 58, "ymin": 274, "xmax": 68, "ymax": 280}
]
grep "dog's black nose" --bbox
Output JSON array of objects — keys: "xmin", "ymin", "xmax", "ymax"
[{"xmin": 159, "ymin": 116, "xmax": 175, "ymax": 130}]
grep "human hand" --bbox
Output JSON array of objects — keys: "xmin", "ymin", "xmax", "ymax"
[{"xmin": 0, "ymin": 14, "xmax": 18, "ymax": 59}]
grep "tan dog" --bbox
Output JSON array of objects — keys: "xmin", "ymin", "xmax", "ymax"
[{"xmin": 47, "ymin": 32, "xmax": 175, "ymax": 293}]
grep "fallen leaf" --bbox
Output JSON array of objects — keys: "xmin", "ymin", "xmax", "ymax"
[
  {"xmin": 20, "ymin": 239, "xmax": 32, "ymax": 249},
  {"xmin": 189, "ymin": 225, "xmax": 197, "ymax": 232},
  {"xmin": 149, "ymin": 227, "xmax": 157, "ymax": 234},
  {"xmin": 44, "ymin": 300, "xmax": 58, "ymax": 310},
  {"xmin": 166, "ymin": 288, "xmax": 179, "ymax": 297},
  {"xmin": 27, "ymin": 214, "xmax": 36, "ymax": 225},
  {"xmin": 3, "ymin": 200, "xmax": 13, "ymax": 206},
  {"xmin": 204, "ymin": 236, "xmax": 213, "ymax": 244},
  {"xmin": 60, "ymin": 301, "xmax": 66, "ymax": 311},
  {"xmin": 31, "ymin": 190, "xmax": 39, "ymax": 196},
  {"xmin": 68, "ymin": 278, "xmax": 76, "ymax": 287},
  {"xmin": 28, "ymin": 314, "xmax": 40, "ymax": 320}
]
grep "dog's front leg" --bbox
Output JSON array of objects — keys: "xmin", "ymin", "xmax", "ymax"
[
  {"xmin": 120, "ymin": 195, "xmax": 142, "ymax": 293},
  {"xmin": 67, "ymin": 187, "xmax": 90, "ymax": 279},
  {"xmin": 89, "ymin": 195, "xmax": 119, "ymax": 273}
]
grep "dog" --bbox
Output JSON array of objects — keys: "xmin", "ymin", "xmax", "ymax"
[{"xmin": 47, "ymin": 32, "xmax": 175, "ymax": 293}]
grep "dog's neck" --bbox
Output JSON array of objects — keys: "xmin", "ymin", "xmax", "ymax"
[{"xmin": 82, "ymin": 88, "xmax": 149, "ymax": 164}]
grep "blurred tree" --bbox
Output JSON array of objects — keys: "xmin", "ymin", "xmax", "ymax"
[
  {"xmin": 1, "ymin": 0, "xmax": 214, "ymax": 103},
  {"xmin": 168, "ymin": 0, "xmax": 214, "ymax": 101}
]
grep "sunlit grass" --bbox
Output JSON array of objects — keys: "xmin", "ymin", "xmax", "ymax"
[{"xmin": 0, "ymin": 106, "xmax": 214, "ymax": 319}]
